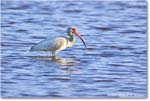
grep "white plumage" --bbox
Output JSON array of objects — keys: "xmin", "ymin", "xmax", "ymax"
[{"xmin": 30, "ymin": 27, "xmax": 87, "ymax": 56}]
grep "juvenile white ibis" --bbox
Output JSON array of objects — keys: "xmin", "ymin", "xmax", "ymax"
[{"xmin": 30, "ymin": 27, "xmax": 87, "ymax": 56}]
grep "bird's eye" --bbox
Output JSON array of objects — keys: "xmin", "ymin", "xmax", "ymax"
[
  {"xmin": 72, "ymin": 28, "xmax": 75, "ymax": 31},
  {"xmin": 72, "ymin": 28, "xmax": 76, "ymax": 32}
]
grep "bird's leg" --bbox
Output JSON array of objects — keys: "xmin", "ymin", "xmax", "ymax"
[
  {"xmin": 51, "ymin": 51, "xmax": 57, "ymax": 61},
  {"xmin": 52, "ymin": 51, "xmax": 56, "ymax": 57},
  {"xmin": 52, "ymin": 52, "xmax": 54, "ymax": 57}
]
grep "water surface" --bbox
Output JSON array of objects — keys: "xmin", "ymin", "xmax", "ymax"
[{"xmin": 1, "ymin": 0, "xmax": 147, "ymax": 98}]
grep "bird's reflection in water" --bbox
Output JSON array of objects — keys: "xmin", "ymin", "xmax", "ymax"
[
  {"xmin": 51, "ymin": 56, "xmax": 76, "ymax": 66},
  {"xmin": 31, "ymin": 56, "xmax": 77, "ymax": 74},
  {"xmin": 31, "ymin": 56, "xmax": 77, "ymax": 67}
]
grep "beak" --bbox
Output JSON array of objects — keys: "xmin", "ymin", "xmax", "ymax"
[{"xmin": 75, "ymin": 32, "xmax": 87, "ymax": 49}]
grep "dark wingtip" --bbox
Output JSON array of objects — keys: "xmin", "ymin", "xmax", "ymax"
[{"xmin": 30, "ymin": 46, "xmax": 34, "ymax": 52}]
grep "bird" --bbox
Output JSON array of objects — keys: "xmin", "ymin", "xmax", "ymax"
[{"xmin": 30, "ymin": 27, "xmax": 87, "ymax": 57}]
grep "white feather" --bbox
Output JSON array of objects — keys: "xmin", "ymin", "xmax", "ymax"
[{"xmin": 30, "ymin": 37, "xmax": 68, "ymax": 52}]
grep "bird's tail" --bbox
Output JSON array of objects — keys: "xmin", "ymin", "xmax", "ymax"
[
  {"xmin": 30, "ymin": 44, "xmax": 45, "ymax": 51},
  {"xmin": 30, "ymin": 46, "xmax": 35, "ymax": 51}
]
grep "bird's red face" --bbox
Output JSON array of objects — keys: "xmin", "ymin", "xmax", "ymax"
[
  {"xmin": 71, "ymin": 28, "xmax": 87, "ymax": 49},
  {"xmin": 71, "ymin": 28, "xmax": 79, "ymax": 36}
]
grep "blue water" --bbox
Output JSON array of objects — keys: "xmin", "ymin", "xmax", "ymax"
[{"xmin": 1, "ymin": 0, "xmax": 147, "ymax": 98}]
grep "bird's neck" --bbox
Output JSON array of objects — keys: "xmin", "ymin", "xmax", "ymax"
[{"xmin": 68, "ymin": 33, "xmax": 75, "ymax": 43}]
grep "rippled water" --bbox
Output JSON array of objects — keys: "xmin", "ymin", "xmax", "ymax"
[{"xmin": 1, "ymin": 0, "xmax": 147, "ymax": 98}]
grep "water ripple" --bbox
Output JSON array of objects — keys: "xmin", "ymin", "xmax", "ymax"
[{"xmin": 1, "ymin": 0, "xmax": 146, "ymax": 98}]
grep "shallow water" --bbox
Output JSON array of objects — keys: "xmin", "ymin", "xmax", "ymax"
[{"xmin": 1, "ymin": 0, "xmax": 147, "ymax": 98}]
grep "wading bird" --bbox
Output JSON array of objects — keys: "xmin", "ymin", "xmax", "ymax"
[{"xmin": 30, "ymin": 27, "xmax": 87, "ymax": 56}]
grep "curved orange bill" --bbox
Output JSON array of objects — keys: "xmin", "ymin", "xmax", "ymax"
[{"xmin": 77, "ymin": 34, "xmax": 87, "ymax": 49}]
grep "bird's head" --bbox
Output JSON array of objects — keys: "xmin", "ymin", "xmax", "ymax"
[{"xmin": 67, "ymin": 27, "xmax": 87, "ymax": 49}]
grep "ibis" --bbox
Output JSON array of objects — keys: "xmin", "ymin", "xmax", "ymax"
[{"xmin": 30, "ymin": 27, "xmax": 87, "ymax": 56}]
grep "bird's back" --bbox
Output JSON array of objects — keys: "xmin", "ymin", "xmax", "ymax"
[{"xmin": 30, "ymin": 37, "xmax": 69, "ymax": 52}]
